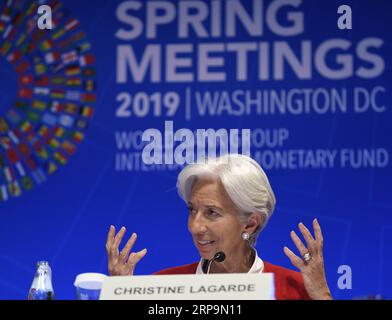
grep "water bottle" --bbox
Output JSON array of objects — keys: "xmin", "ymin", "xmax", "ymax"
[{"xmin": 28, "ymin": 261, "xmax": 55, "ymax": 300}]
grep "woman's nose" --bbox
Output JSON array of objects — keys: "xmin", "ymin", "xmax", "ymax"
[{"xmin": 189, "ymin": 212, "xmax": 208, "ymax": 234}]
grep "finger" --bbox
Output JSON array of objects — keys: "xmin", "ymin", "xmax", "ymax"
[
  {"xmin": 283, "ymin": 246, "xmax": 304, "ymax": 270},
  {"xmin": 106, "ymin": 225, "xmax": 115, "ymax": 252},
  {"xmin": 119, "ymin": 233, "xmax": 137, "ymax": 263},
  {"xmin": 313, "ymin": 218, "xmax": 324, "ymax": 243},
  {"xmin": 111, "ymin": 226, "xmax": 126, "ymax": 254},
  {"xmin": 290, "ymin": 230, "xmax": 308, "ymax": 257},
  {"xmin": 298, "ymin": 222, "xmax": 316, "ymax": 251},
  {"xmin": 127, "ymin": 249, "xmax": 148, "ymax": 269}
]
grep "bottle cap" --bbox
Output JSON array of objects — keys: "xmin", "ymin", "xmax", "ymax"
[{"xmin": 74, "ymin": 273, "xmax": 107, "ymax": 290}]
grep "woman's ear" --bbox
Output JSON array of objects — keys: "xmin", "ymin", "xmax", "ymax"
[{"xmin": 244, "ymin": 213, "xmax": 264, "ymax": 234}]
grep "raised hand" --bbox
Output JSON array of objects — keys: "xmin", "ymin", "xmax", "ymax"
[
  {"xmin": 284, "ymin": 219, "xmax": 332, "ymax": 300},
  {"xmin": 106, "ymin": 225, "xmax": 147, "ymax": 276}
]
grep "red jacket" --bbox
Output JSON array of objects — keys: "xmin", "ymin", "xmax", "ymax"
[{"xmin": 154, "ymin": 261, "xmax": 310, "ymax": 300}]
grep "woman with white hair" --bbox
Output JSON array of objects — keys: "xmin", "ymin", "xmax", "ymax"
[{"xmin": 106, "ymin": 154, "xmax": 332, "ymax": 300}]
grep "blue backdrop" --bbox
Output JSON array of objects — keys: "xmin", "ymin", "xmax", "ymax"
[{"xmin": 0, "ymin": 0, "xmax": 391, "ymax": 300}]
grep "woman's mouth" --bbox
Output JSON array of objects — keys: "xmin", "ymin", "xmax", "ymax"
[{"xmin": 196, "ymin": 240, "xmax": 216, "ymax": 249}]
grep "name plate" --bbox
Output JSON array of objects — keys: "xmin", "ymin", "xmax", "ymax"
[{"xmin": 99, "ymin": 273, "xmax": 275, "ymax": 300}]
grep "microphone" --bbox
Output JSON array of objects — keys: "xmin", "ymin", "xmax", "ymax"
[
  {"xmin": 213, "ymin": 251, "xmax": 226, "ymax": 263},
  {"xmin": 203, "ymin": 251, "xmax": 226, "ymax": 274}
]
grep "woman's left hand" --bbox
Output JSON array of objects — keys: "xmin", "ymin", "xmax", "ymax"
[{"xmin": 284, "ymin": 218, "xmax": 333, "ymax": 300}]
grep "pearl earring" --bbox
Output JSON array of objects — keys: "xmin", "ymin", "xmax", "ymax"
[{"xmin": 242, "ymin": 232, "xmax": 250, "ymax": 241}]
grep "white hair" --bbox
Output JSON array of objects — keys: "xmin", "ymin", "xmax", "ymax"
[{"xmin": 177, "ymin": 154, "xmax": 276, "ymax": 245}]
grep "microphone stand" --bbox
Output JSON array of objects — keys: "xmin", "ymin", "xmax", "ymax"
[{"xmin": 203, "ymin": 252, "xmax": 226, "ymax": 274}]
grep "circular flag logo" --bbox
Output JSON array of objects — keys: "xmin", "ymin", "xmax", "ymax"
[{"xmin": 0, "ymin": 1, "xmax": 96, "ymax": 202}]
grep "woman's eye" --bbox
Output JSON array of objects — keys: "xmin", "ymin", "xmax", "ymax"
[
  {"xmin": 207, "ymin": 209, "xmax": 220, "ymax": 217},
  {"xmin": 188, "ymin": 207, "xmax": 196, "ymax": 214}
]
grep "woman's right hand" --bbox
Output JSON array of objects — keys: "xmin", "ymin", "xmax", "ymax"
[{"xmin": 106, "ymin": 225, "xmax": 147, "ymax": 276}]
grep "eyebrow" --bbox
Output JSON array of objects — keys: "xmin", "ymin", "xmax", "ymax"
[
  {"xmin": 188, "ymin": 202, "xmax": 223, "ymax": 211},
  {"xmin": 205, "ymin": 205, "xmax": 222, "ymax": 211}
]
